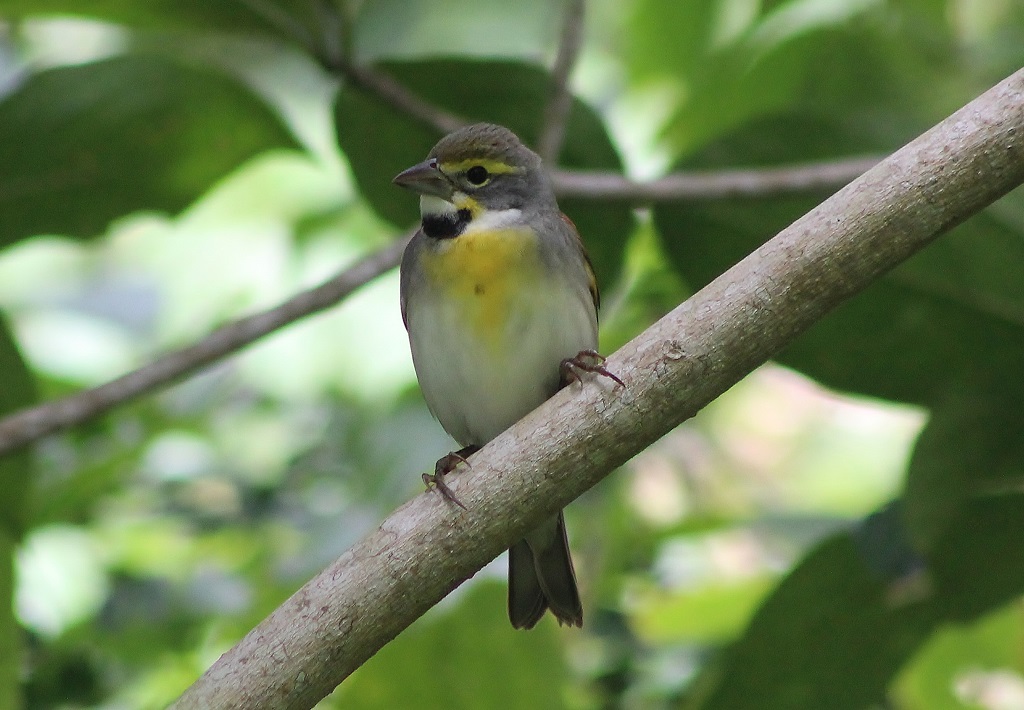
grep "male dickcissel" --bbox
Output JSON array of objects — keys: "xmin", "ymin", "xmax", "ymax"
[{"xmin": 394, "ymin": 122, "xmax": 620, "ymax": 629}]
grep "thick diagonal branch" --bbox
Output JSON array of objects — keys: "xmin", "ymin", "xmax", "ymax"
[{"xmin": 169, "ymin": 68, "xmax": 1024, "ymax": 710}]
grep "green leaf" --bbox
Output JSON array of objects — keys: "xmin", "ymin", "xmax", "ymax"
[
  {"xmin": 353, "ymin": 0, "xmax": 561, "ymax": 63},
  {"xmin": 927, "ymin": 496, "xmax": 1024, "ymax": 622},
  {"xmin": 0, "ymin": 0, "xmax": 316, "ymax": 38},
  {"xmin": 631, "ymin": 578, "xmax": 775, "ymax": 644},
  {"xmin": 0, "ymin": 530, "xmax": 19, "ymax": 710},
  {"xmin": 0, "ymin": 55, "xmax": 300, "ymax": 243},
  {"xmin": 628, "ymin": 0, "xmax": 967, "ymax": 158},
  {"xmin": 334, "ymin": 58, "xmax": 633, "ymax": 289},
  {"xmin": 628, "ymin": 0, "xmax": 889, "ymax": 157},
  {"xmin": 338, "ymin": 581, "xmax": 571, "ymax": 709},
  {"xmin": 902, "ymin": 381, "xmax": 1024, "ymax": 551},
  {"xmin": 0, "ymin": 313, "xmax": 37, "ymax": 536},
  {"xmin": 0, "ymin": 314, "xmax": 36, "ymax": 710},
  {"xmin": 776, "ymin": 261, "xmax": 1024, "ymax": 406},
  {"xmin": 894, "ymin": 603, "xmax": 1024, "ymax": 710},
  {"xmin": 690, "ymin": 496, "xmax": 1024, "ymax": 710},
  {"xmin": 654, "ymin": 112, "xmax": 1024, "ymax": 408},
  {"xmin": 689, "ymin": 518, "xmax": 932, "ymax": 710},
  {"xmin": 625, "ymin": 0, "xmax": 725, "ymax": 83}
]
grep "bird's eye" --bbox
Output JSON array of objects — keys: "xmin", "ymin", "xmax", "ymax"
[{"xmin": 466, "ymin": 165, "xmax": 490, "ymax": 185}]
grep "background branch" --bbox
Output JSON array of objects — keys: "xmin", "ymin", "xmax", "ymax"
[
  {"xmin": 550, "ymin": 156, "xmax": 884, "ymax": 200},
  {"xmin": 0, "ymin": 235, "xmax": 410, "ymax": 457},
  {"xmin": 333, "ymin": 61, "xmax": 467, "ymax": 134},
  {"xmin": 169, "ymin": 67, "xmax": 1024, "ymax": 710},
  {"xmin": 537, "ymin": 0, "xmax": 587, "ymax": 163}
]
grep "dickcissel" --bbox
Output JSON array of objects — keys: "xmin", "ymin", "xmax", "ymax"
[{"xmin": 394, "ymin": 122, "xmax": 620, "ymax": 630}]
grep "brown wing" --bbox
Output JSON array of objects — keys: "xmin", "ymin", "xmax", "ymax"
[
  {"xmin": 398, "ymin": 230, "xmax": 423, "ymax": 332},
  {"xmin": 559, "ymin": 212, "xmax": 600, "ymax": 313}
]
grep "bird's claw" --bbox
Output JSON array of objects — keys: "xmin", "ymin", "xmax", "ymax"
[
  {"xmin": 423, "ymin": 449, "xmax": 473, "ymax": 510},
  {"xmin": 560, "ymin": 349, "xmax": 625, "ymax": 389}
]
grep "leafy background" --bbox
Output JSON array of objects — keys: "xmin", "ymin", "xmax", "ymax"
[{"xmin": 0, "ymin": 0, "xmax": 1022, "ymax": 708}]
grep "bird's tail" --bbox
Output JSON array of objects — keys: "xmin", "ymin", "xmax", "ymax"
[{"xmin": 507, "ymin": 510, "xmax": 583, "ymax": 629}]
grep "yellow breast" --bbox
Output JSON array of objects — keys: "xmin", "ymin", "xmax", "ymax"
[{"xmin": 420, "ymin": 227, "xmax": 542, "ymax": 351}]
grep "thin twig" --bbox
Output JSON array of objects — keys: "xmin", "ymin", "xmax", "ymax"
[
  {"xmin": 334, "ymin": 62, "xmax": 466, "ymax": 135},
  {"xmin": 537, "ymin": 0, "xmax": 587, "ymax": 163},
  {"xmin": 550, "ymin": 156, "xmax": 884, "ymax": 200},
  {"xmin": 0, "ymin": 235, "xmax": 411, "ymax": 457}
]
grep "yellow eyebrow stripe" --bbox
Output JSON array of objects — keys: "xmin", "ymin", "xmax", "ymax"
[{"xmin": 439, "ymin": 158, "xmax": 521, "ymax": 175}]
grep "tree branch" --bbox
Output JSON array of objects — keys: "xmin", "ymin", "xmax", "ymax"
[
  {"xmin": 537, "ymin": 0, "xmax": 587, "ymax": 163},
  {"xmin": 168, "ymin": 68, "xmax": 1024, "ymax": 710},
  {"xmin": 550, "ymin": 155, "xmax": 884, "ymax": 200},
  {"xmin": 0, "ymin": 235, "xmax": 410, "ymax": 457},
  {"xmin": 333, "ymin": 61, "xmax": 467, "ymax": 135}
]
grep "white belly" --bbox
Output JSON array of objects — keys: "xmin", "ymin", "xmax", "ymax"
[{"xmin": 407, "ymin": 278, "xmax": 597, "ymax": 446}]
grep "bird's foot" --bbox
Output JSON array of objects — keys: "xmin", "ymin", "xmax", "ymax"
[
  {"xmin": 423, "ymin": 445, "xmax": 479, "ymax": 510},
  {"xmin": 560, "ymin": 349, "xmax": 625, "ymax": 389}
]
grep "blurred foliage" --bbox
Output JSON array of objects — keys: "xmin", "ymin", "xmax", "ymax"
[
  {"xmin": 0, "ymin": 318, "xmax": 34, "ymax": 710},
  {"xmin": 0, "ymin": 0, "xmax": 1020, "ymax": 709},
  {"xmin": 0, "ymin": 55, "xmax": 300, "ymax": 244}
]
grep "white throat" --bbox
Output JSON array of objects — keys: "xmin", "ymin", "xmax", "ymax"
[
  {"xmin": 419, "ymin": 194, "xmax": 523, "ymax": 235},
  {"xmin": 419, "ymin": 194, "xmax": 455, "ymax": 219}
]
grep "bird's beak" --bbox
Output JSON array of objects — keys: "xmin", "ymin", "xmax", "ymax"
[{"xmin": 392, "ymin": 158, "xmax": 453, "ymax": 200}]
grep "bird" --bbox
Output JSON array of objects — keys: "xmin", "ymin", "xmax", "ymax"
[{"xmin": 394, "ymin": 122, "xmax": 621, "ymax": 630}]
